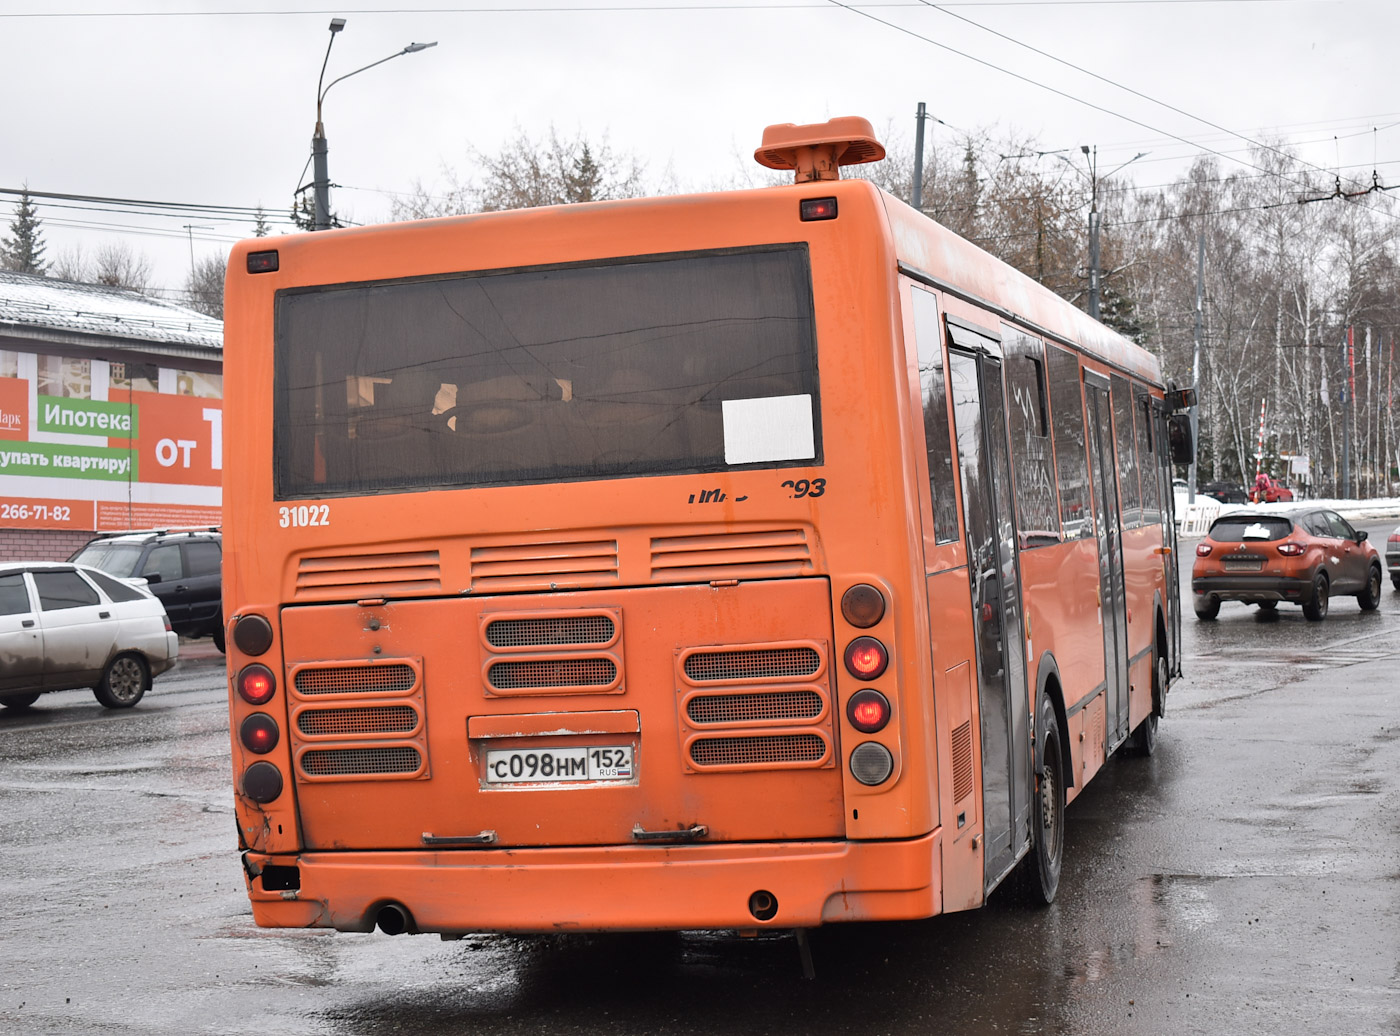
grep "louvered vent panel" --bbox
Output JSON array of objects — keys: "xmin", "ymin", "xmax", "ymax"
[
  {"xmin": 485, "ymin": 614, "xmax": 616, "ymax": 648},
  {"xmin": 951, "ymin": 720, "xmax": 974, "ymax": 803},
  {"xmin": 297, "ymin": 705, "xmax": 419, "ymax": 737},
  {"xmin": 294, "ymin": 551, "xmax": 441, "ymax": 598},
  {"xmin": 487, "ymin": 657, "xmax": 617, "ymax": 690},
  {"xmin": 684, "ymin": 647, "xmax": 821, "ymax": 682},
  {"xmin": 301, "ymin": 745, "xmax": 421, "ymax": 776},
  {"xmin": 687, "ymin": 690, "xmax": 824, "ymax": 725},
  {"xmin": 690, "ymin": 733, "xmax": 827, "ymax": 768},
  {"xmin": 294, "ymin": 664, "xmax": 416, "ymax": 696},
  {"xmin": 650, "ymin": 529, "xmax": 813, "ymax": 582},
  {"xmin": 471, "ymin": 541, "xmax": 619, "ymax": 591}
]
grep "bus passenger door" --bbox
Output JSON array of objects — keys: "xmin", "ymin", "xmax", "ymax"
[
  {"xmin": 947, "ymin": 331, "xmax": 1031, "ymax": 892},
  {"xmin": 1084, "ymin": 377, "xmax": 1130, "ymax": 746}
]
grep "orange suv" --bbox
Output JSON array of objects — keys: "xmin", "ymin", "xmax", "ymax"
[{"xmin": 1192, "ymin": 508, "xmax": 1382, "ymax": 620}]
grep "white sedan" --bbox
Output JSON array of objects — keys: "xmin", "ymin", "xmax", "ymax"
[{"xmin": 0, "ymin": 562, "xmax": 178, "ymax": 710}]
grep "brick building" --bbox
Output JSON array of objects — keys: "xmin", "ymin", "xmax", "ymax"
[{"xmin": 0, "ymin": 271, "xmax": 222, "ymax": 561}]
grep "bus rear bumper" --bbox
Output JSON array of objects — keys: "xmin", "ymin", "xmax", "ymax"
[{"xmin": 242, "ymin": 832, "xmax": 943, "ymax": 934}]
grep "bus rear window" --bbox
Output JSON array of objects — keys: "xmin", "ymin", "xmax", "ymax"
[{"xmin": 273, "ymin": 246, "xmax": 821, "ymax": 499}]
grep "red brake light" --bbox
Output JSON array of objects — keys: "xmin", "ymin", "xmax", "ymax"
[
  {"xmin": 844, "ymin": 637, "xmax": 888, "ymax": 680},
  {"xmin": 237, "ymin": 664, "xmax": 276, "ymax": 705},
  {"xmin": 799, "ymin": 197, "xmax": 838, "ymax": 221},
  {"xmin": 239, "ymin": 713, "xmax": 280, "ymax": 754},
  {"xmin": 847, "ymin": 689, "xmax": 891, "ymax": 733},
  {"xmin": 1277, "ymin": 542, "xmax": 1304, "ymax": 556},
  {"xmin": 1196, "ymin": 543, "xmax": 1212, "ymax": 556}
]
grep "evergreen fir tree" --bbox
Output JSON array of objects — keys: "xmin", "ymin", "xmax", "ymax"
[
  {"xmin": 253, "ymin": 205, "xmax": 271, "ymax": 238},
  {"xmin": 1, "ymin": 187, "xmax": 48, "ymax": 274}
]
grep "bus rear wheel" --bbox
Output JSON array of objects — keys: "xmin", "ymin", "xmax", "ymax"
[{"xmin": 1019, "ymin": 696, "xmax": 1065, "ymax": 905}]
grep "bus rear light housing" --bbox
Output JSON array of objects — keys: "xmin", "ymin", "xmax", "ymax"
[
  {"xmin": 849, "ymin": 742, "xmax": 894, "ymax": 785},
  {"xmin": 846, "ymin": 689, "xmax": 891, "ymax": 733},
  {"xmin": 240, "ymin": 714, "xmax": 280, "ymax": 754},
  {"xmin": 799, "ymin": 197, "xmax": 838, "ymax": 221},
  {"xmin": 233, "ymin": 614, "xmax": 275, "ymax": 656},
  {"xmin": 242, "ymin": 761, "xmax": 283, "ymax": 803},
  {"xmin": 840, "ymin": 583, "xmax": 886, "ymax": 628},
  {"xmin": 237, "ymin": 664, "xmax": 277, "ymax": 705},
  {"xmin": 844, "ymin": 637, "xmax": 888, "ymax": 680}
]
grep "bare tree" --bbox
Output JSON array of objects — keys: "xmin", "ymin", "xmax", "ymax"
[{"xmin": 183, "ymin": 252, "xmax": 227, "ymax": 319}]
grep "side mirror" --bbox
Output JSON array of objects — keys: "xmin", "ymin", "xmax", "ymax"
[
  {"xmin": 1165, "ymin": 386, "xmax": 1198, "ymax": 412},
  {"xmin": 1356, "ymin": 530, "xmax": 1368, "ymax": 543},
  {"xmin": 1167, "ymin": 413, "xmax": 1195, "ymax": 466},
  {"xmin": 142, "ymin": 572, "xmax": 162, "ymax": 585}
]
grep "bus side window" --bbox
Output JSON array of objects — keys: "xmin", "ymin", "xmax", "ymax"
[
  {"xmin": 1045, "ymin": 346, "xmax": 1092, "ymax": 540},
  {"xmin": 1002, "ymin": 326, "xmax": 1058, "ymax": 548},
  {"xmin": 1110, "ymin": 375, "xmax": 1142, "ymax": 528},
  {"xmin": 910, "ymin": 287, "xmax": 959, "ymax": 544},
  {"xmin": 1135, "ymin": 388, "xmax": 1161, "ymax": 525}
]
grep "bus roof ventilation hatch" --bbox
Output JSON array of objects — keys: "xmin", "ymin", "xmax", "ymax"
[{"xmin": 754, "ymin": 116, "xmax": 886, "ymax": 184}]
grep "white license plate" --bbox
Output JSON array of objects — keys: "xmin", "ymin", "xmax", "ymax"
[
  {"xmin": 1224, "ymin": 557, "xmax": 1264, "ymax": 571},
  {"xmin": 483, "ymin": 746, "xmax": 633, "ymax": 784}
]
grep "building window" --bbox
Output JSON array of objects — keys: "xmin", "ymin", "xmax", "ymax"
[{"xmin": 37, "ymin": 355, "xmax": 91, "ymax": 399}]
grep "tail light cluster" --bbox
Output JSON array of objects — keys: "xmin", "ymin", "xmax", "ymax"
[
  {"xmin": 1196, "ymin": 543, "xmax": 1213, "ymax": 557},
  {"xmin": 839, "ymin": 584, "xmax": 895, "ymax": 786},
  {"xmin": 1277, "ymin": 542, "xmax": 1304, "ymax": 556},
  {"xmin": 233, "ymin": 614, "xmax": 283, "ymax": 804}
]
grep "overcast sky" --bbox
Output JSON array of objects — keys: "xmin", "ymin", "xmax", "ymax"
[{"xmin": 1, "ymin": 0, "xmax": 1393, "ymax": 298}]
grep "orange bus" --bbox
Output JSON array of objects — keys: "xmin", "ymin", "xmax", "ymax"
[{"xmin": 222, "ymin": 116, "xmax": 1192, "ymax": 938}]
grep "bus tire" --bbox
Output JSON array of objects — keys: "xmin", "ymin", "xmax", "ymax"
[
  {"xmin": 1132, "ymin": 652, "xmax": 1166, "ymax": 756},
  {"xmin": 1023, "ymin": 696, "xmax": 1065, "ymax": 905},
  {"xmin": 94, "ymin": 654, "xmax": 148, "ymax": 709}
]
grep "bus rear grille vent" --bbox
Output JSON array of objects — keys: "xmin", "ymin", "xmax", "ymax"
[
  {"xmin": 294, "ymin": 550, "xmax": 441, "ymax": 598},
  {"xmin": 485, "ymin": 614, "xmax": 616, "ymax": 648},
  {"xmin": 684, "ymin": 647, "xmax": 821, "ymax": 682},
  {"xmin": 294, "ymin": 663, "xmax": 416, "ymax": 696},
  {"xmin": 300, "ymin": 745, "xmax": 422, "ymax": 777},
  {"xmin": 471, "ymin": 540, "xmax": 619, "ymax": 592},
  {"xmin": 951, "ymin": 720, "xmax": 974, "ymax": 803},
  {"xmin": 488, "ymin": 657, "xmax": 618, "ymax": 690},
  {"xmin": 650, "ymin": 528, "xmax": 814, "ymax": 583},
  {"xmin": 297, "ymin": 704, "xmax": 419, "ymax": 737},
  {"xmin": 690, "ymin": 733, "xmax": 827, "ymax": 768},
  {"xmin": 687, "ymin": 689, "xmax": 824, "ymax": 725}
]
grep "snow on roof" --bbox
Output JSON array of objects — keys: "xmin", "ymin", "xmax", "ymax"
[{"xmin": 0, "ymin": 270, "xmax": 222, "ymax": 351}]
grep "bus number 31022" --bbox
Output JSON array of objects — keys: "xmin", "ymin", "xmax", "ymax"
[{"xmin": 278, "ymin": 504, "xmax": 331, "ymax": 528}]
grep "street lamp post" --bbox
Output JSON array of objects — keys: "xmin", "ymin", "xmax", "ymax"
[
  {"xmin": 1058, "ymin": 146, "xmax": 1147, "ymax": 321},
  {"xmin": 310, "ymin": 18, "xmax": 437, "ymax": 232}
]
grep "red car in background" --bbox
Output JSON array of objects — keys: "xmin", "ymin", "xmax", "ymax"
[
  {"xmin": 1250, "ymin": 473, "xmax": 1294, "ymax": 503},
  {"xmin": 1192, "ymin": 507, "xmax": 1383, "ymax": 620}
]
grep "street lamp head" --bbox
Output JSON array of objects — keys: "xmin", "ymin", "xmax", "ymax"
[
  {"xmin": 403, "ymin": 41, "xmax": 438, "ymax": 54},
  {"xmin": 329, "ymin": 17, "xmax": 346, "ymax": 33},
  {"xmin": 1080, "ymin": 145, "xmax": 1090, "ymax": 156}
]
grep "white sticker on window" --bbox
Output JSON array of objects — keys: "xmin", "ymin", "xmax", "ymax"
[
  {"xmin": 722, "ymin": 394, "xmax": 815, "ymax": 465},
  {"xmin": 1242, "ymin": 523, "xmax": 1272, "ymax": 539}
]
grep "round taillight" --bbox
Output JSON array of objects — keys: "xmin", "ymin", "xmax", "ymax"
[
  {"xmin": 844, "ymin": 637, "xmax": 888, "ymax": 680},
  {"xmin": 233, "ymin": 614, "xmax": 274, "ymax": 656},
  {"xmin": 240, "ymin": 713, "xmax": 280, "ymax": 754},
  {"xmin": 840, "ymin": 584, "xmax": 886, "ymax": 628},
  {"xmin": 242, "ymin": 761, "xmax": 283, "ymax": 803},
  {"xmin": 237, "ymin": 664, "xmax": 276, "ymax": 705},
  {"xmin": 847, "ymin": 689, "xmax": 891, "ymax": 733},
  {"xmin": 849, "ymin": 742, "xmax": 894, "ymax": 786},
  {"xmin": 1196, "ymin": 543, "xmax": 1212, "ymax": 557}
]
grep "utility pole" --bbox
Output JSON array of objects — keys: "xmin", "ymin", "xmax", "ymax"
[
  {"xmin": 1189, "ymin": 232, "xmax": 1204, "ymax": 502},
  {"xmin": 911, "ymin": 102, "xmax": 927, "ymax": 213},
  {"xmin": 1085, "ymin": 145, "xmax": 1100, "ymax": 321},
  {"xmin": 1342, "ymin": 329, "xmax": 1352, "ymax": 498}
]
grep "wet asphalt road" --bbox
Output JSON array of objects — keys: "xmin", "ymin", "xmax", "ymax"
[{"xmin": 2, "ymin": 522, "xmax": 1398, "ymax": 1036}]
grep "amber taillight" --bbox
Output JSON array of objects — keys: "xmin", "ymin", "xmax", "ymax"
[{"xmin": 233, "ymin": 614, "xmax": 274, "ymax": 656}]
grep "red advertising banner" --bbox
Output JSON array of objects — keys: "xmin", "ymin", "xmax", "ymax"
[
  {"xmin": 107, "ymin": 390, "xmax": 222, "ymax": 487},
  {"xmin": 0, "ymin": 378, "xmax": 27, "ymax": 441},
  {"xmin": 95, "ymin": 502, "xmax": 221, "ymax": 531},
  {"xmin": 0, "ymin": 497, "xmax": 96, "ymax": 529}
]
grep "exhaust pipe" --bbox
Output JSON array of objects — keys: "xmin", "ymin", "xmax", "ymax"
[
  {"xmin": 748, "ymin": 889, "xmax": 779, "ymax": 922},
  {"xmin": 375, "ymin": 903, "xmax": 413, "ymax": 936}
]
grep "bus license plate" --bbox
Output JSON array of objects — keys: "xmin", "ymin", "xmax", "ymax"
[{"xmin": 483, "ymin": 746, "xmax": 633, "ymax": 784}]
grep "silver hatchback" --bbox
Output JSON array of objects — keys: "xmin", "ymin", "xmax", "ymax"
[{"xmin": 0, "ymin": 562, "xmax": 178, "ymax": 711}]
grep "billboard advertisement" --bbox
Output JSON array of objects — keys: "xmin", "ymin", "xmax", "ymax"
[{"xmin": 0, "ymin": 373, "xmax": 221, "ymax": 532}]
